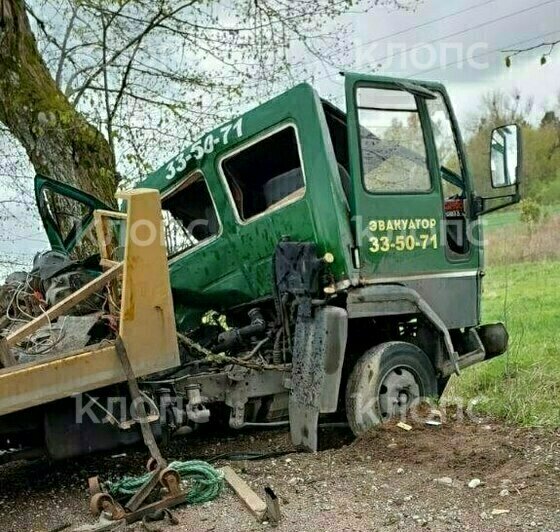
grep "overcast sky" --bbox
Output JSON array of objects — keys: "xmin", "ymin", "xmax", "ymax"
[
  {"xmin": 1, "ymin": 0, "xmax": 559, "ymax": 276},
  {"xmin": 311, "ymin": 0, "xmax": 560, "ymax": 123}
]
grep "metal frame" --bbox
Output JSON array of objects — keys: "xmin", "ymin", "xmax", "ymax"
[{"xmin": 0, "ymin": 189, "xmax": 180, "ymax": 417}]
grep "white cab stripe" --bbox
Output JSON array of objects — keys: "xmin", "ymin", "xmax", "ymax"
[{"xmin": 362, "ymin": 270, "xmax": 480, "ymax": 284}]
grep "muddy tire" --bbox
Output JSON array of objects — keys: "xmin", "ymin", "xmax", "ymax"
[{"xmin": 345, "ymin": 341, "xmax": 437, "ymax": 436}]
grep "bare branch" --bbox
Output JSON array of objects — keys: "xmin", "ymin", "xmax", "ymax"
[
  {"xmin": 54, "ymin": 3, "xmax": 78, "ymax": 87},
  {"xmin": 72, "ymin": 0, "xmax": 199, "ymax": 106},
  {"xmin": 25, "ymin": 3, "xmax": 63, "ymax": 51},
  {"xmin": 504, "ymin": 40, "xmax": 560, "ymax": 66}
]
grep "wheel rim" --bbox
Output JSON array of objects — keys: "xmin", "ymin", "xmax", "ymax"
[{"xmin": 378, "ymin": 366, "xmax": 421, "ymax": 420}]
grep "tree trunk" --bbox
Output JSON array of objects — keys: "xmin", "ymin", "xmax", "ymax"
[{"xmin": 0, "ymin": 0, "xmax": 117, "ymax": 207}]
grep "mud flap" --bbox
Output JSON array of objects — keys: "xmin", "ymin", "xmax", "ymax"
[{"xmin": 289, "ymin": 305, "xmax": 348, "ymax": 452}]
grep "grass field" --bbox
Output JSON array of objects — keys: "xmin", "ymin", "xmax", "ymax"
[
  {"xmin": 482, "ymin": 203, "xmax": 560, "ymax": 231},
  {"xmin": 483, "ymin": 207, "xmax": 560, "ymax": 265},
  {"xmin": 447, "ymin": 260, "xmax": 560, "ymax": 427}
]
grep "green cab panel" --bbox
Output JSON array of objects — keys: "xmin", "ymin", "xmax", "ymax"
[{"xmin": 139, "ymin": 83, "xmax": 355, "ymax": 329}]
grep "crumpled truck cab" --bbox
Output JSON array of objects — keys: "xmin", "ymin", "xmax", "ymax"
[{"xmin": 1, "ymin": 74, "xmax": 520, "ymax": 460}]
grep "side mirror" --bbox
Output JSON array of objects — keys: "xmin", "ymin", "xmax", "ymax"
[
  {"xmin": 490, "ymin": 124, "xmax": 520, "ymax": 188},
  {"xmin": 474, "ymin": 124, "xmax": 522, "ymax": 216}
]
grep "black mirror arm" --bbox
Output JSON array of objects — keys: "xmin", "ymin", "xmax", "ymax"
[{"xmin": 473, "ymin": 187, "xmax": 521, "ymax": 216}]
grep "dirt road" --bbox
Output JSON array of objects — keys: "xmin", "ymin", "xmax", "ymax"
[{"xmin": 0, "ymin": 418, "xmax": 558, "ymax": 531}]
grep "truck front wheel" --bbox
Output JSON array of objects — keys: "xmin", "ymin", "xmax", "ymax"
[{"xmin": 345, "ymin": 341, "xmax": 437, "ymax": 436}]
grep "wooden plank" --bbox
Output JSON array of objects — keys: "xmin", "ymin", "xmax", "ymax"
[
  {"xmin": 0, "ymin": 337, "xmax": 16, "ymax": 368},
  {"xmin": 7, "ymin": 262, "xmax": 123, "ymax": 347},
  {"xmin": 94, "ymin": 210, "xmax": 122, "ymax": 313},
  {"xmin": 93, "ymin": 210, "xmax": 112, "ymax": 262},
  {"xmin": 99, "ymin": 258, "xmax": 119, "ymax": 269},
  {"xmin": 220, "ymin": 466, "xmax": 267, "ymax": 520},
  {"xmin": 95, "ymin": 209, "xmax": 127, "ymax": 220},
  {"xmin": 93, "ymin": 209, "xmax": 126, "ymax": 259}
]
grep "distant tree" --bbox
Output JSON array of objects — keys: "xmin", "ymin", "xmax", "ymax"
[
  {"xmin": 465, "ymin": 89, "xmax": 560, "ymax": 202},
  {"xmin": 540, "ymin": 111, "xmax": 560, "ymax": 129},
  {"xmin": 464, "ymin": 90, "xmax": 531, "ymax": 195}
]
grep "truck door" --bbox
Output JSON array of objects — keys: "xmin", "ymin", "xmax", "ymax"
[
  {"xmin": 35, "ymin": 174, "xmax": 114, "ymax": 255},
  {"xmin": 344, "ymin": 74, "xmax": 480, "ymax": 328}
]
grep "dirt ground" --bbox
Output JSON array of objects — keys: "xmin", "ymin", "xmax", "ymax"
[{"xmin": 0, "ymin": 417, "xmax": 558, "ymax": 532}]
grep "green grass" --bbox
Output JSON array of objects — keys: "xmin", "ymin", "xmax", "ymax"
[
  {"xmin": 447, "ymin": 260, "xmax": 560, "ymax": 427},
  {"xmin": 483, "ymin": 203, "xmax": 560, "ymax": 232}
]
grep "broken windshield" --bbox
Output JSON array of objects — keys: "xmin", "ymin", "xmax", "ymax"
[{"xmin": 356, "ymin": 86, "xmax": 431, "ymax": 192}]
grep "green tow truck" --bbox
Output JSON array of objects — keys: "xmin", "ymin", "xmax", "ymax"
[{"xmin": 2, "ymin": 73, "xmax": 521, "ymax": 458}]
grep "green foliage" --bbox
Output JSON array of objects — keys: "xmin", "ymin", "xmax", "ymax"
[
  {"xmin": 534, "ymin": 178, "xmax": 560, "ymax": 205},
  {"xmin": 522, "ymin": 124, "xmax": 560, "ymax": 200},
  {"xmin": 519, "ymin": 198, "xmax": 542, "ymax": 227},
  {"xmin": 464, "ymin": 91, "xmax": 560, "ymax": 203}
]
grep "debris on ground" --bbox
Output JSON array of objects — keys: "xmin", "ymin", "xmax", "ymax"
[
  {"xmin": 434, "ymin": 476, "xmax": 453, "ymax": 486},
  {"xmin": 221, "ymin": 466, "xmax": 267, "ymax": 521},
  {"xmin": 1, "ymin": 417, "xmax": 558, "ymax": 531}
]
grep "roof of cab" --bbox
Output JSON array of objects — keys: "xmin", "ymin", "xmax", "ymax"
[{"xmin": 138, "ymin": 82, "xmax": 320, "ymax": 194}]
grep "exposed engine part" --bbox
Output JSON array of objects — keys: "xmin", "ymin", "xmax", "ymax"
[
  {"xmin": 274, "ymin": 242, "xmax": 324, "ymax": 298},
  {"xmin": 157, "ymin": 385, "xmax": 210, "ymax": 437},
  {"xmin": 185, "ymin": 384, "xmax": 210, "ymax": 424},
  {"xmin": 229, "ymin": 403, "xmax": 245, "ymax": 429},
  {"xmin": 34, "ymin": 251, "xmax": 106, "ymax": 315},
  {"xmin": 214, "ymin": 308, "xmax": 266, "ymax": 350},
  {"xmin": 272, "ymin": 328, "xmax": 284, "ymax": 365},
  {"xmin": 228, "ymin": 401, "xmax": 290, "ymax": 430}
]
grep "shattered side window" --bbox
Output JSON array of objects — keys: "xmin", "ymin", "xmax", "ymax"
[
  {"xmin": 220, "ymin": 125, "xmax": 305, "ymax": 221},
  {"xmin": 161, "ymin": 172, "xmax": 219, "ymax": 258},
  {"xmin": 42, "ymin": 189, "xmax": 91, "ymax": 242},
  {"xmin": 40, "ymin": 188, "xmax": 98, "ymax": 258}
]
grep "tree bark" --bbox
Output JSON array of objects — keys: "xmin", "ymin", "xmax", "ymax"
[{"xmin": 0, "ymin": 0, "xmax": 117, "ymax": 207}]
